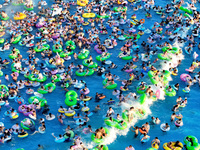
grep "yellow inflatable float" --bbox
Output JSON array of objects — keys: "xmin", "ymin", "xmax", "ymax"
[
  {"xmin": 163, "ymin": 142, "xmax": 183, "ymax": 150},
  {"xmin": 82, "ymin": 13, "xmax": 96, "ymax": 18},
  {"xmin": 151, "ymin": 142, "xmax": 159, "ymax": 149},
  {"xmin": 77, "ymin": 0, "xmax": 88, "ymax": 6},
  {"xmin": 14, "ymin": 13, "xmax": 26, "ymax": 20}
]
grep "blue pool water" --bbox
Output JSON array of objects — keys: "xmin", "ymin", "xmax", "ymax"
[{"xmin": 0, "ymin": 0, "xmax": 200, "ymax": 150}]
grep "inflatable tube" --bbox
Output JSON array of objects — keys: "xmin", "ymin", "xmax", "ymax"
[
  {"xmin": 55, "ymin": 137, "xmax": 65, "ymax": 143},
  {"xmin": 65, "ymin": 110, "xmax": 76, "ymax": 117},
  {"xmin": 24, "ymin": 6, "xmax": 34, "ymax": 11},
  {"xmin": 82, "ymin": 59, "xmax": 98, "ymax": 68},
  {"xmin": 164, "ymin": 87, "xmax": 176, "ymax": 97},
  {"xmin": 91, "ymin": 127, "xmax": 109, "ymax": 143},
  {"xmin": 163, "ymin": 142, "xmax": 183, "ymax": 150},
  {"xmin": 175, "ymin": 120, "xmax": 183, "ymax": 127},
  {"xmin": 160, "ymin": 123, "xmax": 170, "ymax": 132},
  {"xmin": 46, "ymin": 114, "xmax": 55, "ymax": 120},
  {"xmin": 75, "ymin": 69, "xmax": 94, "ymax": 76},
  {"xmin": 184, "ymin": 135, "xmax": 200, "ymax": 150},
  {"xmin": 157, "ymin": 53, "xmax": 171, "ymax": 61},
  {"xmin": 140, "ymin": 134, "xmax": 150, "ymax": 143},
  {"xmin": 136, "ymin": 86, "xmax": 147, "ymax": 94},
  {"xmin": 180, "ymin": 74, "xmax": 191, "ymax": 82},
  {"xmin": 65, "ymin": 90, "xmax": 78, "ymax": 106},
  {"xmin": 0, "ymin": 15, "xmax": 9, "ymax": 21},
  {"xmin": 179, "ymin": 6, "xmax": 193, "ymax": 14},
  {"xmin": 21, "ymin": 118, "xmax": 35, "ymax": 130},
  {"xmin": 44, "ymin": 83, "xmax": 56, "ymax": 92},
  {"xmin": 102, "ymin": 79, "xmax": 117, "ymax": 90},
  {"xmin": 14, "ymin": 13, "xmax": 26, "ymax": 20},
  {"xmin": 28, "ymin": 96, "xmax": 47, "ymax": 107},
  {"xmin": 18, "ymin": 133, "xmax": 28, "ymax": 138},
  {"xmin": 140, "ymin": 94, "xmax": 147, "ymax": 104},
  {"xmin": 78, "ymin": 49, "xmax": 90, "ymax": 59},
  {"xmin": 65, "ymin": 41, "xmax": 76, "ymax": 50},
  {"xmin": 52, "ymin": 44, "xmax": 63, "ymax": 53},
  {"xmin": 82, "ymin": 13, "xmax": 95, "ymax": 18},
  {"xmin": 63, "ymin": 130, "xmax": 74, "ymax": 139},
  {"xmin": 96, "ymin": 53, "xmax": 111, "ymax": 61}
]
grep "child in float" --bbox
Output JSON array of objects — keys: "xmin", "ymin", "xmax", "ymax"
[
  {"xmin": 141, "ymin": 133, "xmax": 150, "ymax": 143},
  {"xmin": 184, "ymin": 85, "xmax": 190, "ymax": 92},
  {"xmin": 151, "ymin": 137, "xmax": 160, "ymax": 147}
]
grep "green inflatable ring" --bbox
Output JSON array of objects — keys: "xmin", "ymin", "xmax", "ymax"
[
  {"xmin": 9, "ymin": 49, "xmax": 20, "ymax": 59},
  {"xmin": 82, "ymin": 59, "xmax": 98, "ymax": 68},
  {"xmin": 51, "ymin": 74, "xmax": 61, "ymax": 82},
  {"xmin": 36, "ymin": 76, "xmax": 47, "ymax": 82},
  {"xmin": 162, "ymin": 70, "xmax": 171, "ymax": 77},
  {"xmin": 162, "ymin": 47, "xmax": 179, "ymax": 54},
  {"xmin": 65, "ymin": 40, "xmax": 76, "ymax": 50},
  {"xmin": 0, "ymin": 15, "xmax": 9, "ymax": 21},
  {"xmin": 91, "ymin": 145, "xmax": 109, "ymax": 150},
  {"xmin": 75, "ymin": 69, "xmax": 94, "ymax": 76},
  {"xmin": 179, "ymin": 6, "xmax": 193, "ymax": 14},
  {"xmin": 0, "ymin": 38, "xmax": 4, "ymax": 44},
  {"xmin": 37, "ymin": 88, "xmax": 48, "ymax": 94},
  {"xmin": 136, "ymin": 109, "xmax": 146, "ymax": 118},
  {"xmin": 140, "ymin": 94, "xmax": 147, "ymax": 105},
  {"xmin": 28, "ymin": 96, "xmax": 47, "ymax": 107},
  {"xmin": 164, "ymin": 87, "xmax": 176, "ymax": 97},
  {"xmin": 136, "ymin": 86, "xmax": 147, "ymax": 94},
  {"xmin": 24, "ymin": 6, "xmax": 34, "ymax": 11},
  {"xmin": 59, "ymin": 51, "xmax": 74, "ymax": 57},
  {"xmin": 21, "ymin": 118, "xmax": 35, "ymax": 130},
  {"xmin": 53, "ymin": 44, "xmax": 63, "ymax": 53},
  {"xmin": 12, "ymin": 35, "xmax": 21, "ymax": 44},
  {"xmin": 28, "ymin": 74, "xmax": 38, "ymax": 81},
  {"xmin": 65, "ymin": 90, "xmax": 78, "ymax": 106},
  {"xmin": 122, "ymin": 110, "xmax": 129, "ymax": 122},
  {"xmin": 0, "ymin": 84, "xmax": 9, "ymax": 92},
  {"xmin": 0, "ymin": 70, "xmax": 3, "ymax": 77},
  {"xmin": 104, "ymin": 118, "xmax": 127, "ymax": 129},
  {"xmin": 184, "ymin": 135, "xmax": 200, "ymax": 150},
  {"xmin": 148, "ymin": 70, "xmax": 155, "ymax": 78},
  {"xmin": 78, "ymin": 50, "xmax": 90, "ymax": 59},
  {"xmin": 97, "ymin": 15, "xmax": 109, "ymax": 19},
  {"xmin": 150, "ymin": 77, "xmax": 159, "ymax": 84},
  {"xmin": 91, "ymin": 127, "xmax": 109, "ymax": 143},
  {"xmin": 157, "ymin": 53, "xmax": 171, "ymax": 61},
  {"xmin": 96, "ymin": 53, "xmax": 111, "ymax": 61},
  {"xmin": 119, "ymin": 52, "xmax": 133, "ymax": 60},
  {"xmin": 102, "ymin": 79, "xmax": 117, "ymax": 90},
  {"xmin": 34, "ymin": 44, "xmax": 50, "ymax": 52},
  {"xmin": 44, "ymin": 83, "xmax": 56, "ymax": 92},
  {"xmin": 63, "ymin": 130, "xmax": 74, "ymax": 139}
]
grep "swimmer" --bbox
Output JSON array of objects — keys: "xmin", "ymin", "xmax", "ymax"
[
  {"xmin": 106, "ymin": 107, "xmax": 114, "ymax": 117},
  {"xmin": 151, "ymin": 137, "xmax": 160, "ymax": 147},
  {"xmin": 142, "ymin": 122, "xmax": 150, "ymax": 133},
  {"xmin": 92, "ymin": 105, "xmax": 101, "ymax": 113},
  {"xmin": 131, "ymin": 126, "xmax": 139, "ymax": 138},
  {"xmin": 141, "ymin": 133, "xmax": 150, "ymax": 143},
  {"xmin": 123, "ymin": 107, "xmax": 134, "ymax": 122},
  {"xmin": 125, "ymin": 145, "xmax": 135, "ymax": 150}
]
